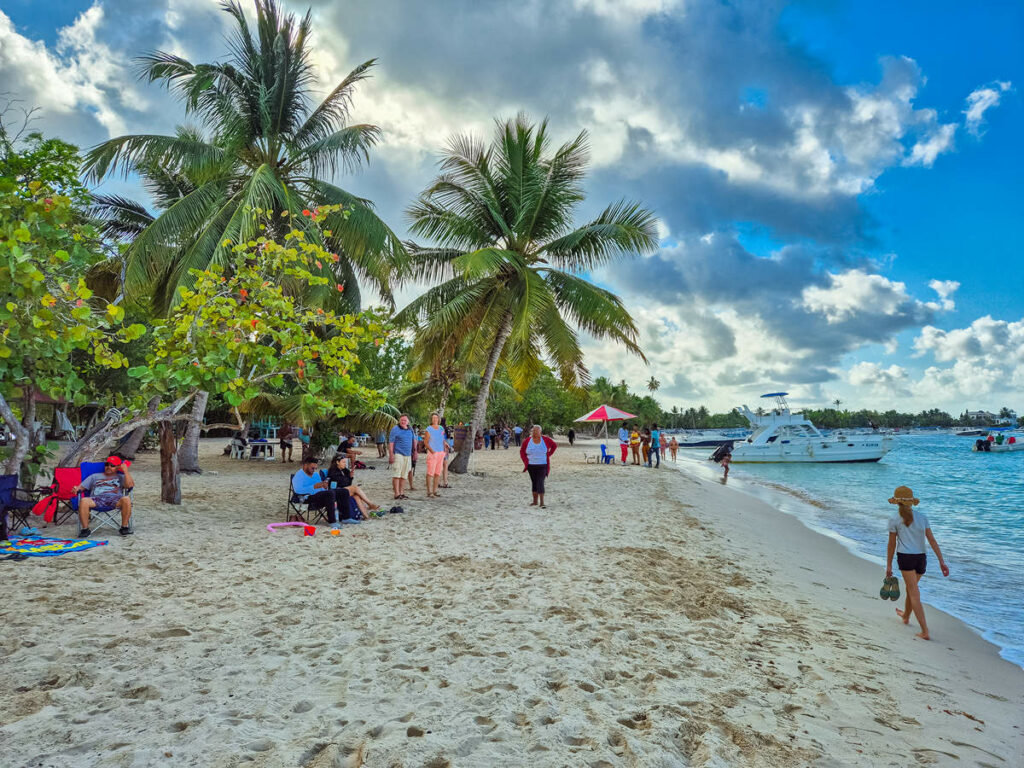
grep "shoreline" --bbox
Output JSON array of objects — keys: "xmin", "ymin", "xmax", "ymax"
[
  {"xmin": 2, "ymin": 437, "xmax": 1021, "ymax": 766},
  {"xmin": 674, "ymin": 445, "xmax": 1023, "ymax": 669}
]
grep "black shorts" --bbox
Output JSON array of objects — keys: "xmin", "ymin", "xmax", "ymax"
[{"xmin": 897, "ymin": 552, "xmax": 927, "ymax": 575}]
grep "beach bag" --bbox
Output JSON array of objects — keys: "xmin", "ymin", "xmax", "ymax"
[{"xmin": 353, "ymin": 460, "xmax": 369, "ymax": 470}]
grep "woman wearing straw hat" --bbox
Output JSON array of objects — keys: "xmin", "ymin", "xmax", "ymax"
[{"xmin": 884, "ymin": 486, "xmax": 950, "ymax": 640}]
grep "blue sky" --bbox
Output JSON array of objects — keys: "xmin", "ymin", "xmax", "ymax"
[{"xmin": 1, "ymin": 0, "xmax": 1021, "ymax": 413}]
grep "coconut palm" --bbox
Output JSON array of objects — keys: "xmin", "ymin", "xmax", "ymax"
[
  {"xmin": 647, "ymin": 376, "xmax": 661, "ymax": 394},
  {"xmin": 82, "ymin": 0, "xmax": 405, "ymax": 314},
  {"xmin": 401, "ymin": 114, "xmax": 659, "ymax": 473}
]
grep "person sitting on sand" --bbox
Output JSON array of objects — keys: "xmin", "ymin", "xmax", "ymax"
[
  {"xmin": 292, "ymin": 456, "xmax": 354, "ymax": 524},
  {"xmin": 885, "ymin": 486, "xmax": 950, "ymax": 640},
  {"xmin": 326, "ymin": 455, "xmax": 381, "ymax": 518},
  {"xmin": 76, "ymin": 456, "xmax": 134, "ymax": 537},
  {"xmin": 336, "ymin": 432, "xmax": 362, "ymax": 462}
]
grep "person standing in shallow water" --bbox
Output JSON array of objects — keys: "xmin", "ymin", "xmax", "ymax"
[{"xmin": 885, "ymin": 486, "xmax": 949, "ymax": 641}]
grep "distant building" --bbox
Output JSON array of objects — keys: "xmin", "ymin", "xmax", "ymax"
[
  {"xmin": 963, "ymin": 409, "xmax": 1017, "ymax": 425},
  {"xmin": 964, "ymin": 410, "xmax": 997, "ymax": 422}
]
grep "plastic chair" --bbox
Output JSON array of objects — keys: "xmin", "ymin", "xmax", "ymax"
[{"xmin": 599, "ymin": 444, "xmax": 615, "ymax": 464}]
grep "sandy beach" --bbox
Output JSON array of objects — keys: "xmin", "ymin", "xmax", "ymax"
[{"xmin": 2, "ymin": 437, "xmax": 1021, "ymax": 767}]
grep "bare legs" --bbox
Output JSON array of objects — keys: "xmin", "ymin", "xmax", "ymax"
[
  {"xmin": 426, "ymin": 473, "xmax": 441, "ymax": 498},
  {"xmin": 530, "ymin": 492, "xmax": 545, "ymax": 507},
  {"xmin": 895, "ymin": 570, "xmax": 930, "ymax": 640},
  {"xmin": 79, "ymin": 496, "xmax": 132, "ymax": 530},
  {"xmin": 407, "ymin": 469, "xmax": 415, "ymax": 491},
  {"xmin": 392, "ymin": 476, "xmax": 405, "ymax": 499}
]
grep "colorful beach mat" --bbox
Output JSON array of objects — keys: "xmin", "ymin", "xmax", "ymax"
[{"xmin": 0, "ymin": 536, "xmax": 107, "ymax": 557}]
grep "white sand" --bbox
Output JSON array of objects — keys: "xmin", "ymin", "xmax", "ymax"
[{"xmin": 2, "ymin": 437, "xmax": 1021, "ymax": 767}]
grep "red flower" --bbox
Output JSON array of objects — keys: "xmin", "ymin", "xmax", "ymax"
[
  {"xmin": 75, "ymin": 299, "xmax": 83, "ymax": 307},
  {"xmin": 238, "ymin": 289, "xmax": 248, "ymax": 300},
  {"xmin": 250, "ymin": 318, "xmax": 257, "ymax": 329},
  {"xmin": 315, "ymin": 260, "xmax": 322, "ymax": 269},
  {"xmin": 302, "ymin": 209, "xmax": 311, "ymax": 217},
  {"xmin": 336, "ymin": 283, "xmax": 344, "ymax": 292},
  {"xmin": 330, "ymin": 253, "xmax": 339, "ymax": 263}
]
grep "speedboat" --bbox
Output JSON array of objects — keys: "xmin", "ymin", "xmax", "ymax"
[
  {"xmin": 725, "ymin": 393, "xmax": 894, "ymax": 463},
  {"xmin": 674, "ymin": 429, "xmax": 749, "ymax": 447},
  {"xmin": 952, "ymin": 427, "xmax": 988, "ymax": 437}
]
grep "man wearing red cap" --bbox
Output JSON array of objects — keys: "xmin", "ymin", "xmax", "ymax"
[{"xmin": 74, "ymin": 456, "xmax": 134, "ymax": 537}]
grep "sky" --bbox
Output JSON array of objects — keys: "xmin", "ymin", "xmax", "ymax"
[{"xmin": 1, "ymin": 0, "xmax": 1021, "ymax": 415}]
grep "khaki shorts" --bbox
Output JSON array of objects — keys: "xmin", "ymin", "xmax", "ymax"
[{"xmin": 391, "ymin": 453, "xmax": 412, "ymax": 479}]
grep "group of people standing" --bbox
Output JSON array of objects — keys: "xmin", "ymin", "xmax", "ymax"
[
  {"xmin": 476, "ymin": 424, "xmax": 523, "ymax": 450},
  {"xmin": 617, "ymin": 423, "xmax": 679, "ymax": 467}
]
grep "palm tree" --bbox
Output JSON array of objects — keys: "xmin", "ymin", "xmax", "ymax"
[
  {"xmin": 82, "ymin": 0, "xmax": 405, "ymax": 314},
  {"xmin": 647, "ymin": 376, "xmax": 661, "ymax": 394},
  {"xmin": 401, "ymin": 115, "xmax": 658, "ymax": 473}
]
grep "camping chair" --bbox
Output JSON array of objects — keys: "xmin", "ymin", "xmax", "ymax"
[
  {"xmin": 599, "ymin": 444, "xmax": 615, "ymax": 464},
  {"xmin": 75, "ymin": 461, "xmax": 135, "ymax": 535},
  {"xmin": 1, "ymin": 474, "xmax": 43, "ymax": 538},
  {"xmin": 46, "ymin": 466, "xmax": 88, "ymax": 527},
  {"xmin": 286, "ymin": 472, "xmax": 329, "ymax": 525}
]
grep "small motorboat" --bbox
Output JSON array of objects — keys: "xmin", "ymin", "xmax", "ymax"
[{"xmin": 972, "ymin": 437, "xmax": 1024, "ymax": 453}]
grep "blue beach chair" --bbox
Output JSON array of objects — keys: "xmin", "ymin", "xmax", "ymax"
[{"xmin": 599, "ymin": 444, "xmax": 615, "ymax": 464}]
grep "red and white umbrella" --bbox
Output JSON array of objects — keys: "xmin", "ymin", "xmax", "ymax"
[
  {"xmin": 576, "ymin": 404, "xmax": 637, "ymax": 422},
  {"xmin": 575, "ymin": 404, "xmax": 637, "ymax": 437}
]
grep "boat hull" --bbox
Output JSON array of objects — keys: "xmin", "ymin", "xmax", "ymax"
[
  {"xmin": 730, "ymin": 439, "xmax": 892, "ymax": 463},
  {"xmin": 972, "ymin": 444, "xmax": 1024, "ymax": 453}
]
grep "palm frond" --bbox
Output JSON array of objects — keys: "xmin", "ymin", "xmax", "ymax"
[
  {"xmin": 541, "ymin": 199, "xmax": 659, "ymax": 271},
  {"xmin": 295, "ymin": 59, "xmax": 377, "ymax": 144}
]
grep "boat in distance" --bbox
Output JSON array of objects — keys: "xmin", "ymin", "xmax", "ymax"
[{"xmin": 725, "ymin": 393, "xmax": 894, "ymax": 464}]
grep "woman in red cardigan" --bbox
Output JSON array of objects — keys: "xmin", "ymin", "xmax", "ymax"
[{"xmin": 520, "ymin": 424, "xmax": 557, "ymax": 508}]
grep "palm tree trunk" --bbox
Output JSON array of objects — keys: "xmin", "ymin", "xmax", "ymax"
[
  {"xmin": 449, "ymin": 312, "xmax": 514, "ymax": 475},
  {"xmin": 178, "ymin": 390, "xmax": 209, "ymax": 474},
  {"xmin": 159, "ymin": 420, "xmax": 181, "ymax": 505},
  {"xmin": 437, "ymin": 380, "xmax": 453, "ymax": 419}
]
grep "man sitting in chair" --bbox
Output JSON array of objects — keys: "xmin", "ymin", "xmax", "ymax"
[
  {"xmin": 292, "ymin": 455, "xmax": 355, "ymax": 524},
  {"xmin": 76, "ymin": 456, "xmax": 134, "ymax": 537}
]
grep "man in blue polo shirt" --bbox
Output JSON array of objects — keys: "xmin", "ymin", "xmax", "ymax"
[
  {"xmin": 388, "ymin": 413, "xmax": 417, "ymax": 499},
  {"xmin": 291, "ymin": 456, "xmax": 354, "ymax": 524}
]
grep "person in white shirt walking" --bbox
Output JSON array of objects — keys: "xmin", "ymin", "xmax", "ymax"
[{"xmin": 884, "ymin": 486, "xmax": 950, "ymax": 640}]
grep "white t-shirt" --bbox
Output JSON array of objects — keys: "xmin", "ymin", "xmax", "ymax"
[
  {"xmin": 525, "ymin": 438, "xmax": 549, "ymax": 465},
  {"xmin": 888, "ymin": 511, "xmax": 930, "ymax": 554}
]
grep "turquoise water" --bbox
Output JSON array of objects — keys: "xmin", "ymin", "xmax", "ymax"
[{"xmin": 679, "ymin": 434, "xmax": 1024, "ymax": 668}]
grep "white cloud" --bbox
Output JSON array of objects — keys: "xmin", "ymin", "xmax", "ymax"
[
  {"xmin": 925, "ymin": 279, "xmax": 959, "ymax": 312},
  {"xmin": 905, "ymin": 122, "xmax": 956, "ymax": 167},
  {"xmin": 802, "ymin": 270, "xmax": 915, "ymax": 322},
  {"xmin": 848, "ymin": 361, "xmax": 910, "ymax": 395},
  {"xmin": 964, "ymin": 81, "xmax": 1012, "ymax": 135}
]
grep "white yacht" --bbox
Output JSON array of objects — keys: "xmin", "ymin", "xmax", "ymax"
[{"xmin": 727, "ymin": 393, "xmax": 894, "ymax": 463}]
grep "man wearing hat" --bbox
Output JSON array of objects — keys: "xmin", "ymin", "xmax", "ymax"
[{"xmin": 74, "ymin": 456, "xmax": 135, "ymax": 537}]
